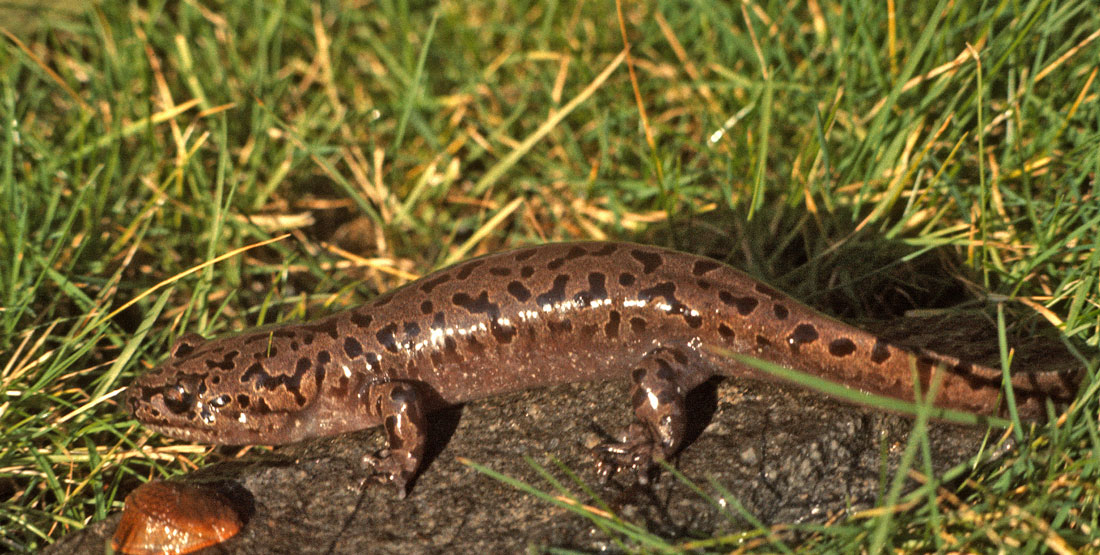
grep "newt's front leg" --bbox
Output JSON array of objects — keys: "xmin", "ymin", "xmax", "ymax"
[
  {"xmin": 360, "ymin": 381, "xmax": 428, "ymax": 498},
  {"xmin": 594, "ymin": 348, "xmax": 691, "ymax": 484}
]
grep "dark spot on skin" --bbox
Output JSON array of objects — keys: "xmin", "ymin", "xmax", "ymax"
[
  {"xmin": 254, "ymin": 398, "xmax": 273, "ymax": 415},
  {"xmin": 210, "ymin": 375, "xmax": 221, "ymax": 385},
  {"xmin": 871, "ymin": 340, "xmax": 891, "ymax": 364},
  {"xmin": 507, "ymin": 281, "xmax": 531, "ymax": 302},
  {"xmin": 452, "ymin": 290, "xmax": 513, "ymax": 344},
  {"xmin": 573, "ymin": 290, "xmax": 593, "ymax": 307},
  {"xmin": 240, "ymin": 357, "xmax": 311, "ymax": 406},
  {"xmin": 573, "ymin": 273, "xmax": 609, "ymax": 308},
  {"xmin": 718, "ymin": 323, "xmax": 734, "ymax": 338},
  {"xmin": 631, "ymin": 368, "xmax": 646, "ymax": 382},
  {"xmin": 376, "ymin": 323, "xmax": 399, "ymax": 353},
  {"xmin": 605, "ymin": 311, "xmax": 621, "ymax": 338},
  {"xmin": 301, "ymin": 320, "xmax": 340, "ymax": 339},
  {"xmin": 791, "ymin": 324, "xmax": 819, "ymax": 343},
  {"xmin": 787, "ymin": 324, "xmax": 819, "ymax": 353},
  {"xmin": 719, "ymin": 291, "xmax": 759, "ymax": 316},
  {"xmin": 404, "ymin": 322, "xmax": 421, "ymax": 338},
  {"xmin": 236, "ymin": 394, "xmax": 250, "ymax": 409},
  {"xmin": 756, "ymin": 335, "xmax": 772, "ymax": 348},
  {"xmin": 317, "ymin": 350, "xmax": 330, "ymax": 364},
  {"xmin": 334, "ymin": 376, "xmax": 350, "ymax": 397},
  {"xmin": 514, "ymin": 249, "xmax": 539, "ymax": 262},
  {"xmin": 548, "ymin": 319, "xmax": 573, "ymax": 333},
  {"xmin": 639, "ymin": 281, "xmax": 675, "ymax": 302},
  {"xmin": 586, "ymin": 272, "xmax": 608, "ymax": 301},
  {"xmin": 172, "ymin": 339, "xmax": 197, "ymax": 358},
  {"xmin": 535, "ymin": 275, "xmax": 570, "ymax": 307},
  {"xmin": 239, "ymin": 333, "xmax": 265, "ymax": 346},
  {"xmin": 592, "ymin": 244, "xmax": 618, "ymax": 256},
  {"xmin": 420, "ymin": 301, "xmax": 433, "ymax": 314},
  {"xmin": 692, "ymin": 260, "xmax": 720, "ymax": 276},
  {"xmin": 489, "ymin": 267, "xmax": 511, "ymax": 276},
  {"xmin": 755, "ymin": 282, "xmax": 781, "ymax": 300},
  {"xmin": 430, "ymin": 351, "xmax": 443, "ymax": 367},
  {"xmin": 289, "ymin": 341, "xmax": 300, "ymax": 352},
  {"xmin": 205, "ymin": 350, "xmax": 239, "ymax": 371},
  {"xmin": 773, "ymin": 304, "xmax": 789, "ymax": 320},
  {"xmin": 465, "ymin": 336, "xmax": 486, "ymax": 356},
  {"xmin": 241, "ymin": 363, "xmax": 264, "ymax": 384},
  {"xmin": 566, "ymin": 245, "xmax": 587, "ymax": 259},
  {"xmin": 350, "ymin": 312, "xmax": 373, "ymax": 329},
  {"xmin": 735, "ymin": 297, "xmax": 759, "ymax": 315},
  {"xmin": 453, "ymin": 291, "xmax": 502, "ymax": 318},
  {"xmin": 697, "ymin": 279, "xmax": 711, "ymax": 290},
  {"xmin": 828, "ymin": 338, "xmax": 857, "ymax": 357},
  {"xmin": 432, "ymin": 312, "xmax": 446, "ymax": 330},
  {"xmin": 344, "ymin": 337, "xmax": 363, "ymax": 359},
  {"xmin": 619, "ymin": 273, "xmax": 636, "ymax": 286},
  {"xmin": 639, "ymin": 281, "xmax": 702, "ymax": 328},
  {"xmin": 630, "ymin": 317, "xmax": 647, "ymax": 333},
  {"xmin": 520, "ymin": 265, "xmax": 534, "ymax": 278},
  {"xmin": 372, "ymin": 295, "xmax": 393, "ymax": 308},
  {"xmin": 419, "ymin": 274, "xmax": 451, "ymax": 294},
  {"xmin": 491, "ymin": 322, "xmax": 516, "ymax": 344},
  {"xmin": 547, "ymin": 257, "xmax": 566, "ymax": 270},
  {"xmin": 455, "ymin": 260, "xmax": 483, "ymax": 280},
  {"xmin": 630, "ymin": 249, "xmax": 663, "ymax": 273},
  {"xmin": 296, "ymin": 357, "xmax": 311, "ymax": 374}
]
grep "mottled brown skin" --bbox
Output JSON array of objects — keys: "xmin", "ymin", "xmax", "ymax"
[{"xmin": 128, "ymin": 242, "xmax": 1079, "ymax": 494}]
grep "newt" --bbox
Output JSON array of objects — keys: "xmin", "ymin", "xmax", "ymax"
[{"xmin": 128, "ymin": 242, "xmax": 1079, "ymax": 494}]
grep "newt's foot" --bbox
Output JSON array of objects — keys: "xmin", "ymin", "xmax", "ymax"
[
  {"xmin": 361, "ymin": 449, "xmax": 417, "ymax": 499},
  {"xmin": 592, "ymin": 425, "xmax": 664, "ymax": 485}
]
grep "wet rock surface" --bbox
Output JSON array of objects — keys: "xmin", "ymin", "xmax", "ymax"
[
  {"xmin": 50, "ymin": 386, "xmax": 995, "ymax": 553},
  {"xmin": 52, "ymin": 315, "xmax": 1071, "ymax": 554}
]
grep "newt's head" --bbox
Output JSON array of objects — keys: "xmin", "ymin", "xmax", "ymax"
[{"xmin": 128, "ymin": 329, "xmax": 331, "ymax": 446}]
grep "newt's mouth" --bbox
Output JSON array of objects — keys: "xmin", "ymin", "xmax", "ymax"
[{"xmin": 140, "ymin": 420, "xmax": 224, "ymax": 443}]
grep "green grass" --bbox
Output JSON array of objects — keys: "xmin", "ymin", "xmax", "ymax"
[{"xmin": 1, "ymin": 0, "xmax": 1098, "ymax": 551}]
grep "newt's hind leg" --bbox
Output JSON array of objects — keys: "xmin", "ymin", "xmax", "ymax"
[{"xmin": 594, "ymin": 348, "xmax": 696, "ymax": 484}]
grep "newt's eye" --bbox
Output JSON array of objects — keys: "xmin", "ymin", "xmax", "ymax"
[
  {"xmin": 164, "ymin": 384, "xmax": 185, "ymax": 403},
  {"xmin": 162, "ymin": 388, "xmax": 195, "ymax": 415}
]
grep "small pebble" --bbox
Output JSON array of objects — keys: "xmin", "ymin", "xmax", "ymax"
[{"xmin": 112, "ymin": 481, "xmax": 241, "ymax": 555}]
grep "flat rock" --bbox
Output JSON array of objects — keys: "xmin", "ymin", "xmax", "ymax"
[
  {"xmin": 53, "ymin": 313, "xmax": 1074, "ymax": 553},
  {"xmin": 50, "ymin": 382, "xmax": 997, "ymax": 554}
]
